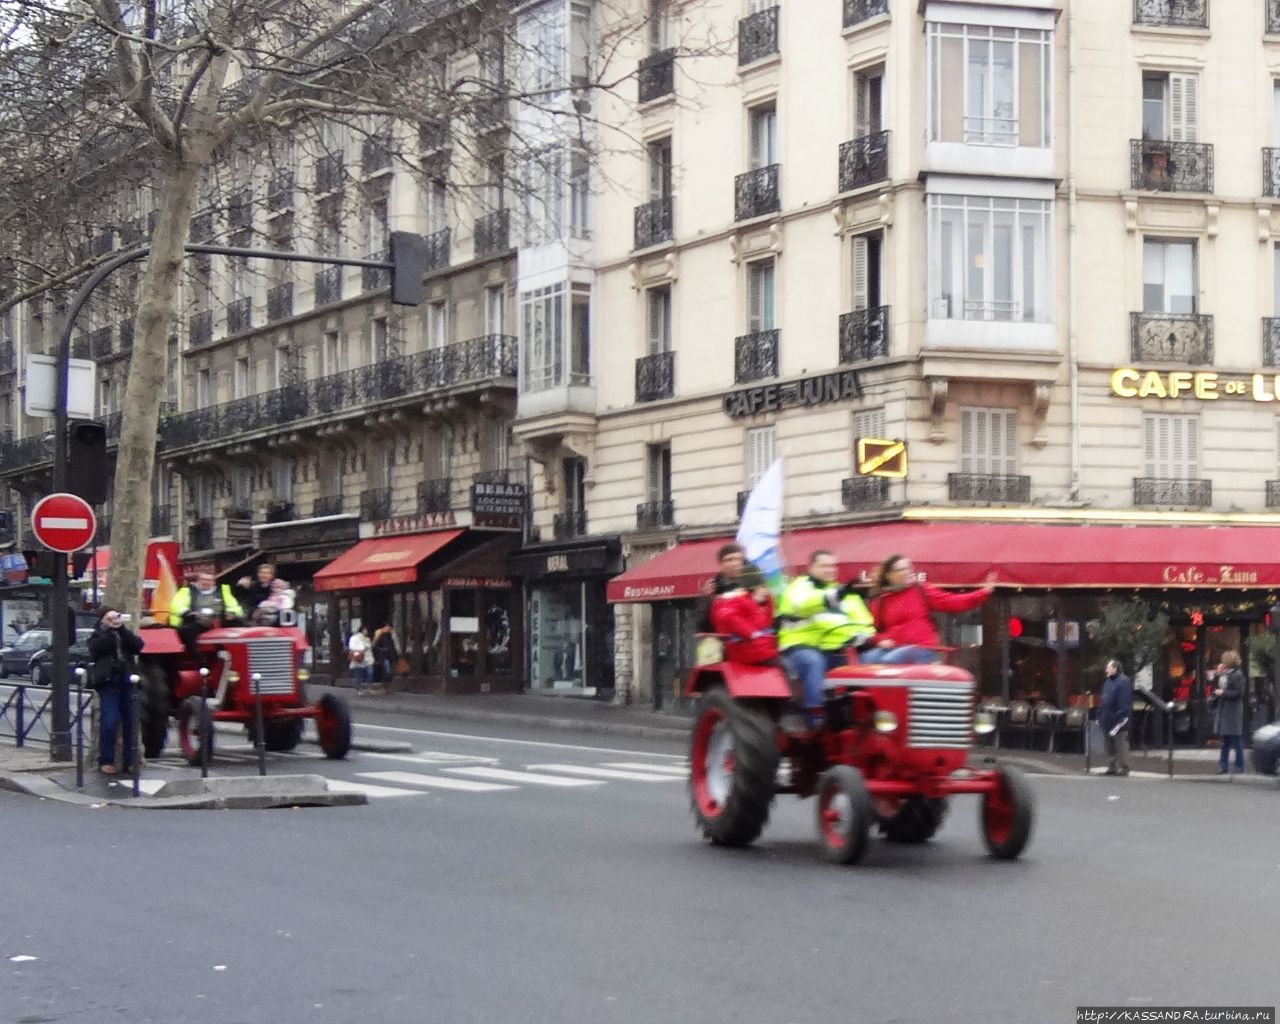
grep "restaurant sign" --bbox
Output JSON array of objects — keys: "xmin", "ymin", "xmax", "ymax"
[
  {"xmin": 1162, "ymin": 564, "xmax": 1259, "ymax": 586},
  {"xmin": 723, "ymin": 369, "xmax": 861, "ymax": 419},
  {"xmin": 371, "ymin": 511, "xmax": 458, "ymax": 537},
  {"xmin": 470, "ymin": 482, "xmax": 526, "ymax": 531},
  {"xmin": 1111, "ymin": 367, "xmax": 1280, "ymax": 402}
]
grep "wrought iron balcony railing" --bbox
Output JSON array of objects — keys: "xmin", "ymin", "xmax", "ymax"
[
  {"xmin": 735, "ymin": 329, "xmax": 779, "ymax": 383},
  {"xmin": 189, "ymin": 212, "xmax": 214, "ymax": 244},
  {"xmin": 188, "ymin": 518, "xmax": 213, "ymax": 551},
  {"xmin": 738, "ymin": 6, "xmax": 779, "ymax": 66},
  {"xmin": 72, "ymin": 337, "xmax": 90, "ymax": 360},
  {"xmin": 1265, "ymin": 148, "xmax": 1280, "ymax": 198},
  {"xmin": 361, "ymin": 137, "xmax": 392, "ymax": 176},
  {"xmin": 1131, "ymin": 139, "xmax": 1213, "ymax": 194},
  {"xmin": 228, "ymin": 191, "xmax": 253, "ymax": 230},
  {"xmin": 474, "ymin": 209, "xmax": 510, "ymax": 257},
  {"xmin": 0, "ymin": 434, "xmax": 48, "ymax": 474},
  {"xmin": 425, "ymin": 227, "xmax": 451, "ymax": 272},
  {"xmin": 420, "ymin": 334, "xmax": 518, "ymax": 389},
  {"xmin": 267, "ymin": 171, "xmax": 293, "ymax": 212},
  {"xmin": 417, "ymin": 478, "xmax": 451, "ymax": 514},
  {"xmin": 360, "ymin": 487, "xmax": 393, "ymax": 522},
  {"xmin": 1134, "ymin": 477, "xmax": 1211, "ymax": 508},
  {"xmin": 839, "ymin": 306, "xmax": 889, "ymax": 364},
  {"xmin": 635, "ymin": 351, "xmax": 674, "ymax": 402},
  {"xmin": 947, "ymin": 473, "xmax": 1031, "ymax": 504},
  {"xmin": 226, "ymin": 296, "xmax": 252, "ymax": 335},
  {"xmin": 315, "ymin": 153, "xmax": 344, "ymax": 194},
  {"xmin": 844, "ymin": 0, "xmax": 889, "ymax": 28},
  {"xmin": 312, "ymin": 495, "xmax": 344, "ymax": 518},
  {"xmin": 638, "ymin": 47, "xmax": 675, "ymax": 103},
  {"xmin": 264, "ymin": 501, "xmax": 295, "ymax": 524},
  {"xmin": 267, "ymin": 282, "xmax": 293, "ymax": 322},
  {"xmin": 634, "ymin": 195, "xmax": 674, "ymax": 249},
  {"xmin": 1133, "ymin": 0, "xmax": 1207, "ymax": 29},
  {"xmin": 1267, "ymin": 480, "xmax": 1280, "ymax": 509},
  {"xmin": 842, "ymin": 476, "xmax": 890, "ymax": 510},
  {"xmin": 362, "ymin": 262, "xmax": 389, "ymax": 293},
  {"xmin": 419, "ymin": 122, "xmax": 449, "ymax": 154},
  {"xmin": 189, "ymin": 309, "xmax": 213, "ymax": 347},
  {"xmin": 150, "ymin": 505, "xmax": 172, "ymax": 537},
  {"xmin": 636, "ymin": 499, "xmax": 675, "ymax": 531},
  {"xmin": 735, "ymin": 164, "xmax": 780, "ymax": 221},
  {"xmin": 89, "ymin": 327, "xmax": 113, "ymax": 359},
  {"xmin": 314, "ymin": 265, "xmax": 342, "ymax": 306},
  {"xmin": 838, "ymin": 131, "xmax": 889, "ymax": 193},
  {"xmin": 1131, "ymin": 312, "xmax": 1214, "ymax": 364},
  {"xmin": 1270, "ymin": 0, "xmax": 1280, "ymax": 34},
  {"xmin": 474, "ymin": 96, "xmax": 509, "ymax": 134},
  {"xmin": 553, "ymin": 509, "xmax": 587, "ymax": 540},
  {"xmin": 1265, "ymin": 318, "xmax": 1280, "ymax": 367}
]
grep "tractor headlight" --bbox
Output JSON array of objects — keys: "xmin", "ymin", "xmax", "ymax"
[
  {"xmin": 227, "ymin": 671, "xmax": 240, "ymax": 684},
  {"xmin": 873, "ymin": 710, "xmax": 899, "ymax": 734},
  {"xmin": 973, "ymin": 711, "xmax": 997, "ymax": 735},
  {"xmin": 297, "ymin": 670, "xmax": 310, "ymax": 682}
]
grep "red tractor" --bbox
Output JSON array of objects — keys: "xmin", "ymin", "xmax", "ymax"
[
  {"xmin": 135, "ymin": 622, "xmax": 352, "ymax": 765},
  {"xmin": 685, "ymin": 650, "xmax": 1034, "ymax": 864}
]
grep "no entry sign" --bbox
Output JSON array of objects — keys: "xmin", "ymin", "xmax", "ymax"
[{"xmin": 31, "ymin": 493, "xmax": 96, "ymax": 553}]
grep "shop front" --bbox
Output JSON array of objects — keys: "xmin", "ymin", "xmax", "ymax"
[{"xmin": 510, "ymin": 538, "xmax": 622, "ymax": 699}]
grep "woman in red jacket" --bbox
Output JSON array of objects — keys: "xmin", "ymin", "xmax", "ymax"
[
  {"xmin": 709, "ymin": 564, "xmax": 778, "ymax": 665},
  {"xmin": 862, "ymin": 554, "xmax": 996, "ymax": 664}
]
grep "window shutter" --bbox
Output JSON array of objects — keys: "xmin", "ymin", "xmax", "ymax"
[
  {"xmin": 748, "ymin": 0, "xmax": 772, "ymax": 12},
  {"xmin": 1001, "ymin": 409, "xmax": 1018, "ymax": 475},
  {"xmin": 748, "ymin": 265, "xmax": 765, "ymax": 332},
  {"xmin": 746, "ymin": 426, "xmax": 775, "ymax": 487},
  {"xmin": 852, "ymin": 235, "xmax": 869, "ymax": 311},
  {"xmin": 1184, "ymin": 416, "xmax": 1199, "ymax": 480},
  {"xmin": 1170, "ymin": 74, "xmax": 1198, "ymax": 143},
  {"xmin": 960, "ymin": 408, "xmax": 977, "ymax": 474}
]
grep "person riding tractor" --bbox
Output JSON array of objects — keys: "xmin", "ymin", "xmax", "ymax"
[{"xmin": 168, "ymin": 571, "xmax": 244, "ymax": 654}]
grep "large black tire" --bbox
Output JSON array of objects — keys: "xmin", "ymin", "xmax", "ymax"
[
  {"xmin": 138, "ymin": 664, "xmax": 171, "ymax": 759},
  {"xmin": 980, "ymin": 765, "xmax": 1035, "ymax": 860},
  {"xmin": 316, "ymin": 693, "xmax": 352, "ymax": 759},
  {"xmin": 177, "ymin": 695, "xmax": 214, "ymax": 767},
  {"xmin": 688, "ymin": 688, "xmax": 780, "ymax": 847},
  {"xmin": 815, "ymin": 765, "xmax": 875, "ymax": 865},
  {"xmin": 880, "ymin": 797, "xmax": 949, "ymax": 844}
]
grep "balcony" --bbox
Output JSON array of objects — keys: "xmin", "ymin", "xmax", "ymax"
[
  {"xmin": 1265, "ymin": 318, "xmax": 1280, "ymax": 367},
  {"xmin": 844, "ymin": 0, "xmax": 888, "ymax": 28},
  {"xmin": 948, "ymin": 473, "xmax": 1031, "ymax": 504},
  {"xmin": 314, "ymin": 265, "xmax": 342, "ymax": 306},
  {"xmin": 264, "ymin": 500, "xmax": 295, "ymax": 524},
  {"xmin": 1134, "ymin": 477, "xmax": 1211, "ymax": 508},
  {"xmin": 734, "ymin": 329, "xmax": 779, "ymax": 383},
  {"xmin": 150, "ymin": 505, "xmax": 172, "ymax": 537},
  {"xmin": 636, "ymin": 499, "xmax": 675, "ymax": 531},
  {"xmin": 838, "ymin": 131, "xmax": 889, "ymax": 193},
  {"xmin": 738, "ymin": 6, "xmax": 779, "ymax": 66},
  {"xmin": 90, "ymin": 231, "xmax": 114, "ymax": 257},
  {"xmin": 267, "ymin": 171, "xmax": 293, "ymax": 213},
  {"xmin": 189, "ymin": 212, "xmax": 214, "ymax": 244},
  {"xmin": 842, "ymin": 476, "xmax": 890, "ymax": 510},
  {"xmin": 1267, "ymin": 481, "xmax": 1280, "ymax": 509},
  {"xmin": 312, "ymin": 494, "xmax": 344, "ymax": 518},
  {"xmin": 2, "ymin": 433, "xmax": 51, "ymax": 474},
  {"xmin": 361, "ymin": 137, "xmax": 392, "ymax": 177},
  {"xmin": 839, "ymin": 307, "xmax": 889, "ymax": 364},
  {"xmin": 638, "ymin": 47, "xmax": 675, "ymax": 103},
  {"xmin": 421, "ymin": 334, "xmax": 518, "ymax": 389},
  {"xmin": 474, "ymin": 209, "xmax": 510, "ymax": 257},
  {"xmin": 635, "ymin": 351, "xmax": 674, "ymax": 402},
  {"xmin": 226, "ymin": 296, "xmax": 252, "ymax": 335},
  {"xmin": 315, "ymin": 153, "xmax": 344, "ymax": 194},
  {"xmin": 474, "ymin": 469, "xmax": 512, "ymax": 485},
  {"xmin": 189, "ymin": 309, "xmax": 213, "ymax": 346},
  {"xmin": 267, "ymin": 282, "xmax": 293, "ymax": 322},
  {"xmin": 362, "ymin": 262, "xmax": 389, "ymax": 293},
  {"xmin": 553, "ymin": 510, "xmax": 587, "ymax": 540},
  {"xmin": 425, "ymin": 227, "xmax": 451, "ymax": 272},
  {"xmin": 89, "ymin": 327, "xmax": 113, "ymax": 359},
  {"xmin": 1130, "ymin": 139, "xmax": 1213, "ymax": 194},
  {"xmin": 72, "ymin": 337, "xmax": 90, "ymax": 360},
  {"xmin": 1264, "ymin": 149, "xmax": 1280, "ymax": 198},
  {"xmin": 1133, "ymin": 0, "xmax": 1207, "ymax": 29},
  {"xmin": 474, "ymin": 96, "xmax": 509, "ymax": 135},
  {"xmin": 188, "ymin": 518, "xmax": 213, "ymax": 551},
  {"xmin": 228, "ymin": 191, "xmax": 252, "ymax": 230},
  {"xmin": 419, "ymin": 122, "xmax": 449, "ymax": 155},
  {"xmin": 1130, "ymin": 312, "xmax": 1213, "ymax": 365},
  {"xmin": 634, "ymin": 196, "xmax": 674, "ymax": 250},
  {"xmin": 735, "ymin": 165, "xmax": 780, "ymax": 222},
  {"xmin": 417, "ymin": 478, "xmax": 451, "ymax": 514},
  {"xmin": 360, "ymin": 488, "xmax": 393, "ymax": 522}
]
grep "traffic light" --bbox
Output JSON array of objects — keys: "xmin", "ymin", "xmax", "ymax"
[
  {"xmin": 389, "ymin": 231, "xmax": 426, "ymax": 306},
  {"xmin": 67, "ymin": 420, "xmax": 108, "ymax": 505}
]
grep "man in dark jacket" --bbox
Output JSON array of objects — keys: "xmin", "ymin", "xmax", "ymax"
[
  {"xmin": 88, "ymin": 607, "xmax": 145, "ymax": 775},
  {"xmin": 1099, "ymin": 659, "xmax": 1133, "ymax": 777},
  {"xmin": 694, "ymin": 543, "xmax": 745, "ymax": 632},
  {"xmin": 234, "ymin": 563, "xmax": 277, "ymax": 615}
]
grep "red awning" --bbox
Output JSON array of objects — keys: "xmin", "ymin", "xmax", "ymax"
[
  {"xmin": 605, "ymin": 521, "xmax": 1280, "ymax": 602},
  {"xmin": 314, "ymin": 530, "xmax": 463, "ymax": 592}
]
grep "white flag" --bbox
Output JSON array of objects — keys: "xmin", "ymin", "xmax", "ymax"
[{"xmin": 736, "ymin": 457, "xmax": 785, "ymax": 594}]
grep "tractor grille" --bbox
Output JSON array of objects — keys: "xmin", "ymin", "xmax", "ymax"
[
  {"xmin": 907, "ymin": 684, "xmax": 974, "ymax": 749},
  {"xmin": 245, "ymin": 638, "xmax": 296, "ymax": 696}
]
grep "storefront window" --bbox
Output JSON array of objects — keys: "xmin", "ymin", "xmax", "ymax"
[
  {"xmin": 484, "ymin": 589, "xmax": 514, "ymax": 674},
  {"xmin": 418, "ymin": 590, "xmax": 444, "ymax": 675},
  {"xmin": 530, "ymin": 583, "xmax": 585, "ymax": 690}
]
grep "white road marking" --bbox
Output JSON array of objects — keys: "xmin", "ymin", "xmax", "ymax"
[
  {"xmin": 601, "ymin": 762, "xmax": 689, "ymax": 776},
  {"xmin": 526, "ymin": 763, "xmax": 680, "ymax": 782},
  {"xmin": 360, "ymin": 751, "xmax": 501, "ymax": 767},
  {"xmin": 324, "ymin": 779, "xmax": 421, "ymax": 799},
  {"xmin": 358, "ymin": 770, "xmax": 514, "ymax": 793},
  {"xmin": 352, "ymin": 722, "xmax": 687, "ymax": 760},
  {"xmin": 442, "ymin": 766, "xmax": 601, "ymax": 787}
]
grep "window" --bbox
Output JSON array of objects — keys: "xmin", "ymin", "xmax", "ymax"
[
  {"xmin": 563, "ymin": 456, "xmax": 586, "ymax": 513},
  {"xmin": 425, "ymin": 178, "xmax": 447, "ymax": 234},
  {"xmin": 929, "ymin": 23, "xmax": 1050, "ymax": 148},
  {"xmin": 194, "ymin": 475, "xmax": 214, "ymax": 518},
  {"xmin": 569, "ymin": 147, "xmax": 590, "ymax": 239},
  {"xmin": 851, "ymin": 232, "xmax": 883, "ymax": 310},
  {"xmin": 196, "ymin": 367, "xmax": 211, "ymax": 409},
  {"xmin": 1274, "ymin": 81, "xmax": 1280, "ymax": 147},
  {"xmin": 519, "ymin": 1, "xmax": 566, "ymax": 95},
  {"xmin": 569, "ymin": 1, "xmax": 591, "ymax": 88},
  {"xmin": 485, "ymin": 157, "xmax": 505, "ymax": 213},
  {"xmin": 647, "ymin": 443, "xmax": 672, "ymax": 503},
  {"xmin": 648, "ymin": 137, "xmax": 673, "ymax": 199},
  {"xmin": 98, "ymin": 376, "xmax": 112, "ymax": 417},
  {"xmin": 521, "ymin": 284, "xmax": 565, "ymax": 391},
  {"xmin": 166, "ymin": 338, "xmax": 179, "ymax": 405},
  {"xmin": 273, "ymin": 346, "xmax": 297, "ymax": 388},
  {"xmin": 273, "ymin": 458, "xmax": 293, "ymax": 502},
  {"xmin": 233, "ymin": 357, "xmax": 251, "ymax": 398},
  {"xmin": 646, "ymin": 286, "xmax": 672, "ymax": 354},
  {"xmin": 854, "ymin": 65, "xmax": 885, "ymax": 138},
  {"xmin": 745, "ymin": 425, "xmax": 776, "ymax": 488},
  {"xmin": 928, "ymin": 194, "xmax": 1050, "ymax": 322},
  {"xmin": 1142, "ymin": 72, "xmax": 1198, "ymax": 142},
  {"xmin": 370, "ymin": 317, "xmax": 389, "ymax": 363},
  {"xmin": 484, "ymin": 419, "xmax": 512, "ymax": 474},
  {"xmin": 1275, "ymin": 244, "xmax": 1280, "ymax": 318},
  {"xmin": 570, "ymin": 285, "xmax": 590, "ymax": 381},
  {"xmin": 485, "ymin": 286, "xmax": 506, "ymax": 336},
  {"xmin": 323, "ymin": 330, "xmax": 347, "ymax": 375},
  {"xmin": 854, "ymin": 407, "xmax": 887, "ymax": 445},
  {"xmin": 1143, "ymin": 239, "xmax": 1196, "ymax": 314},
  {"xmin": 1144, "ymin": 414, "xmax": 1199, "ymax": 480},
  {"xmin": 960, "ymin": 407, "xmax": 1018, "ymax": 475},
  {"xmin": 521, "ymin": 146, "xmax": 564, "ymax": 245},
  {"xmin": 427, "ymin": 302, "xmax": 448, "ymax": 349},
  {"xmin": 649, "ymin": 0, "xmax": 670, "ymax": 51},
  {"xmin": 232, "ymin": 466, "xmax": 252, "ymax": 510},
  {"xmin": 366, "ymin": 195, "xmax": 389, "ymax": 257},
  {"xmin": 749, "ymin": 103, "xmax": 777, "ymax": 168},
  {"xmin": 747, "ymin": 260, "xmax": 775, "ymax": 332},
  {"xmin": 319, "ymin": 456, "xmax": 342, "ymax": 500}
]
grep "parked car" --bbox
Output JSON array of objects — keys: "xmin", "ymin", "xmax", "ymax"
[
  {"xmin": 28, "ymin": 631, "xmax": 94, "ymax": 685},
  {"xmin": 0, "ymin": 629, "xmax": 53, "ymax": 678},
  {"xmin": 1253, "ymin": 720, "xmax": 1280, "ymax": 776}
]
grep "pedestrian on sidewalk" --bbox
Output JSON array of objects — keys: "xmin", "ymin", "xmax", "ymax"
[
  {"xmin": 1212, "ymin": 650, "xmax": 1247, "ymax": 774},
  {"xmin": 348, "ymin": 625, "xmax": 372, "ymax": 693},
  {"xmin": 87, "ymin": 607, "xmax": 144, "ymax": 776},
  {"xmin": 372, "ymin": 624, "xmax": 399, "ymax": 689},
  {"xmin": 1099, "ymin": 659, "xmax": 1132, "ymax": 777}
]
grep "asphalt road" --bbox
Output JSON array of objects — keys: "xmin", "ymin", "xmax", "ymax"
[{"xmin": 3, "ymin": 709, "xmax": 1278, "ymax": 1024}]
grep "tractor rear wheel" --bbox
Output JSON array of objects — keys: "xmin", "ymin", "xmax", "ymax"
[
  {"xmin": 316, "ymin": 693, "xmax": 352, "ymax": 759},
  {"xmin": 879, "ymin": 796, "xmax": 949, "ymax": 844},
  {"xmin": 815, "ymin": 765, "xmax": 874, "ymax": 865},
  {"xmin": 980, "ymin": 765, "xmax": 1035, "ymax": 860},
  {"xmin": 138, "ymin": 664, "xmax": 171, "ymax": 759},
  {"xmin": 688, "ymin": 688, "xmax": 779, "ymax": 847},
  {"xmin": 177, "ymin": 695, "xmax": 213, "ymax": 767}
]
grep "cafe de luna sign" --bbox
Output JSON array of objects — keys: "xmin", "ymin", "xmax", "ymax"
[
  {"xmin": 1110, "ymin": 367, "xmax": 1280, "ymax": 402},
  {"xmin": 723, "ymin": 369, "xmax": 861, "ymax": 419}
]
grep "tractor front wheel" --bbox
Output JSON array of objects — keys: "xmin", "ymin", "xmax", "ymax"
[
  {"xmin": 177, "ymin": 695, "xmax": 213, "ymax": 767},
  {"xmin": 815, "ymin": 765, "xmax": 874, "ymax": 865},
  {"xmin": 688, "ymin": 688, "xmax": 779, "ymax": 847},
  {"xmin": 316, "ymin": 693, "xmax": 352, "ymax": 759},
  {"xmin": 980, "ymin": 765, "xmax": 1035, "ymax": 860},
  {"xmin": 880, "ymin": 796, "xmax": 949, "ymax": 844}
]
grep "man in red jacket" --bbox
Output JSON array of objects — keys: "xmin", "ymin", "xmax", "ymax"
[
  {"xmin": 863, "ymin": 554, "xmax": 996, "ymax": 664},
  {"xmin": 709, "ymin": 564, "xmax": 778, "ymax": 665}
]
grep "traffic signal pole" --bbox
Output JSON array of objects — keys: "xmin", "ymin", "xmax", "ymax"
[{"xmin": 46, "ymin": 238, "xmax": 419, "ymax": 761}]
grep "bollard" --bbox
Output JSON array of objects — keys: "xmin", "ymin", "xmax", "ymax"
[
  {"xmin": 129, "ymin": 674, "xmax": 142, "ymax": 799},
  {"xmin": 1167, "ymin": 707, "xmax": 1174, "ymax": 778},
  {"xmin": 198, "ymin": 667, "xmax": 211, "ymax": 780},
  {"xmin": 252, "ymin": 672, "xmax": 266, "ymax": 778},
  {"xmin": 1084, "ymin": 708, "xmax": 1092, "ymax": 774},
  {"xmin": 74, "ymin": 667, "xmax": 87, "ymax": 790},
  {"xmin": 15, "ymin": 688, "xmax": 23, "ymax": 749}
]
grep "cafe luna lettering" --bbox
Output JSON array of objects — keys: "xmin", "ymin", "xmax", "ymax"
[
  {"xmin": 1162, "ymin": 564, "xmax": 1259, "ymax": 586},
  {"xmin": 1110, "ymin": 367, "xmax": 1280, "ymax": 402}
]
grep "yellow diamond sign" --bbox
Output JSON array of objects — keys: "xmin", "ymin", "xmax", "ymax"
[{"xmin": 856, "ymin": 437, "xmax": 907, "ymax": 479}]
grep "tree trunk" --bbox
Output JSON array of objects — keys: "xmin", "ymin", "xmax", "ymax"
[{"xmin": 102, "ymin": 159, "xmax": 202, "ymax": 619}]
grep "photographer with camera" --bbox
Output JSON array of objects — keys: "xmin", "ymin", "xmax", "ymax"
[
  {"xmin": 88, "ymin": 607, "xmax": 144, "ymax": 775},
  {"xmin": 168, "ymin": 571, "xmax": 244, "ymax": 654}
]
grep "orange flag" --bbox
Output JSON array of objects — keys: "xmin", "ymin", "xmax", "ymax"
[{"xmin": 149, "ymin": 549, "xmax": 178, "ymax": 618}]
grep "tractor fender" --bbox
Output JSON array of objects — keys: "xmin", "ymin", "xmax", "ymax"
[
  {"xmin": 137, "ymin": 626, "xmax": 186, "ymax": 656},
  {"xmin": 684, "ymin": 662, "xmax": 793, "ymax": 700}
]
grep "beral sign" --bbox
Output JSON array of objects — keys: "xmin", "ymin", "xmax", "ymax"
[
  {"xmin": 1110, "ymin": 367, "xmax": 1280, "ymax": 402},
  {"xmin": 723, "ymin": 369, "xmax": 861, "ymax": 419}
]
